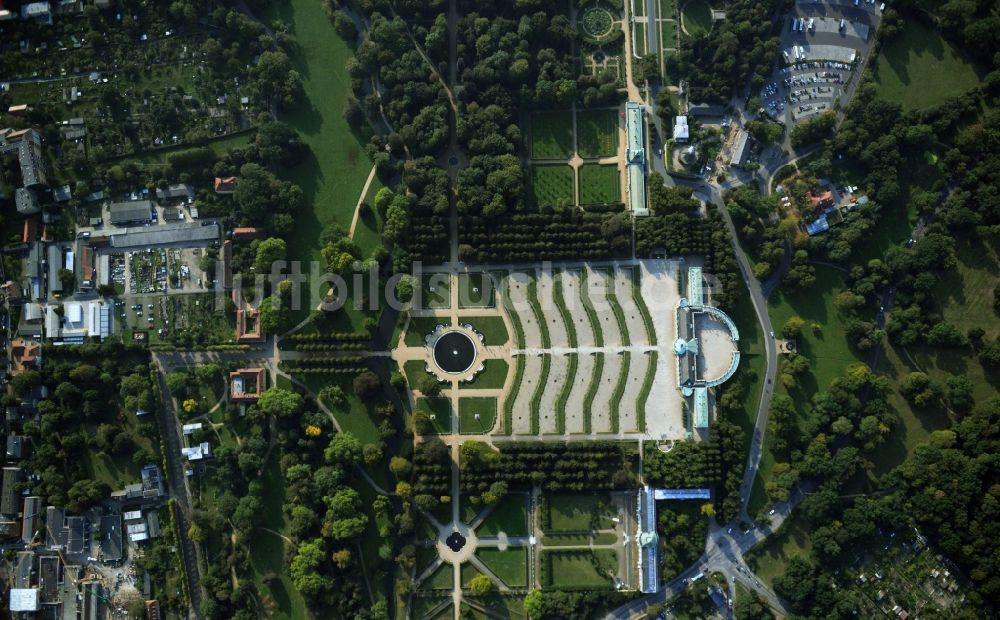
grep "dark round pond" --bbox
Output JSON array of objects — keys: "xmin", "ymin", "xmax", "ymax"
[{"xmin": 433, "ymin": 331, "xmax": 477, "ymax": 374}]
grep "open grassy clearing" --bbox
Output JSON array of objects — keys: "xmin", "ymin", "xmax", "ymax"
[
  {"xmin": 477, "ymin": 547, "xmax": 528, "ymax": 588},
  {"xmin": 866, "ymin": 344, "xmax": 954, "ymax": 477},
  {"xmin": 416, "ymin": 397, "xmax": 452, "ymax": 434},
  {"xmin": 458, "ymin": 272, "xmax": 494, "ymax": 308},
  {"xmin": 545, "ymin": 494, "xmax": 615, "ymax": 532},
  {"xmin": 768, "ymin": 267, "xmax": 857, "ymax": 406},
  {"xmin": 681, "ymin": 0, "xmax": 712, "ymax": 36},
  {"xmin": 404, "ymin": 359, "xmax": 427, "ymax": 389},
  {"xmin": 421, "ymin": 273, "xmax": 452, "ymax": 309},
  {"xmin": 541, "ymin": 549, "xmax": 617, "ymax": 588},
  {"xmin": 459, "ymin": 397, "xmax": 498, "ymax": 434},
  {"xmin": 531, "ymin": 164, "xmax": 575, "ymax": 209},
  {"xmin": 405, "ymin": 315, "xmax": 449, "ymax": 347},
  {"xmin": 462, "ymin": 562, "xmax": 483, "ymax": 588},
  {"xmin": 576, "ymin": 109, "xmax": 619, "ymax": 158},
  {"xmin": 247, "ymin": 456, "xmax": 308, "ymax": 620},
  {"xmin": 477, "ymin": 493, "xmax": 529, "ymax": 536},
  {"xmin": 660, "ymin": 19, "xmax": 677, "ymax": 57},
  {"xmin": 541, "ymin": 532, "xmax": 618, "ymax": 546},
  {"xmin": 578, "ymin": 164, "xmax": 621, "ymax": 205},
  {"xmin": 746, "ymin": 514, "xmax": 813, "ymax": 588},
  {"xmin": 259, "ymin": 0, "xmax": 375, "ymax": 314},
  {"xmin": 458, "ymin": 359, "xmax": 509, "ymax": 390},
  {"xmin": 465, "ymin": 315, "xmax": 509, "ymax": 346},
  {"xmin": 422, "ymin": 562, "xmax": 455, "ymax": 591},
  {"xmin": 634, "ymin": 20, "xmax": 647, "ymax": 55},
  {"xmin": 530, "ymin": 111, "xmax": 575, "ymax": 159},
  {"xmin": 873, "ymin": 18, "xmax": 985, "ymax": 111}
]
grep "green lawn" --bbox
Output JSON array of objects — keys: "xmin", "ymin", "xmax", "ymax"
[
  {"xmin": 458, "ymin": 272, "xmax": 494, "ymax": 308},
  {"xmin": 768, "ymin": 266, "xmax": 857, "ymax": 404},
  {"xmin": 660, "ymin": 18, "xmax": 677, "ymax": 52},
  {"xmin": 462, "ymin": 562, "xmax": 483, "ymax": 588},
  {"xmin": 576, "ymin": 109, "xmax": 619, "ymax": 158},
  {"xmin": 541, "ymin": 532, "xmax": 618, "ymax": 546},
  {"xmin": 681, "ymin": 0, "xmax": 712, "ymax": 36},
  {"xmin": 260, "ymin": 0, "xmax": 377, "ymax": 331},
  {"xmin": 262, "ymin": 0, "xmax": 375, "ymax": 260},
  {"xmin": 416, "ymin": 397, "xmax": 452, "ymax": 434},
  {"xmin": 867, "ymin": 344, "xmax": 954, "ymax": 477},
  {"xmin": 465, "ymin": 316, "xmax": 509, "ymax": 346},
  {"xmin": 459, "ymin": 397, "xmax": 498, "ymax": 434},
  {"xmin": 757, "ymin": 267, "xmax": 859, "ymax": 510},
  {"xmin": 634, "ymin": 21, "xmax": 647, "ymax": 56},
  {"xmin": 546, "ymin": 494, "xmax": 614, "ymax": 532},
  {"xmin": 531, "ymin": 164, "xmax": 575, "ymax": 209},
  {"xmin": 477, "ymin": 547, "xmax": 528, "ymax": 588},
  {"xmin": 873, "ymin": 18, "xmax": 985, "ymax": 111},
  {"xmin": 248, "ymin": 456, "xmax": 308, "ymax": 620},
  {"xmin": 403, "ymin": 359, "xmax": 427, "ymax": 389},
  {"xmin": 458, "ymin": 360, "xmax": 509, "ymax": 391},
  {"xmin": 421, "ymin": 273, "xmax": 452, "ymax": 309},
  {"xmin": 542, "ymin": 550, "xmax": 617, "ymax": 588},
  {"xmin": 578, "ymin": 164, "xmax": 621, "ymax": 205},
  {"xmin": 422, "ymin": 562, "xmax": 455, "ymax": 591},
  {"xmin": 934, "ymin": 238, "xmax": 1000, "ymax": 343},
  {"xmin": 530, "ymin": 111, "xmax": 574, "ymax": 159},
  {"xmin": 300, "ymin": 375, "xmax": 384, "ymax": 447},
  {"xmin": 476, "ymin": 494, "xmax": 529, "ymax": 536},
  {"xmin": 405, "ymin": 315, "xmax": 450, "ymax": 347},
  {"xmin": 746, "ymin": 514, "xmax": 813, "ymax": 588}
]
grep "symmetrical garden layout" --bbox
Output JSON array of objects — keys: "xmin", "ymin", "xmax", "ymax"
[{"xmin": 395, "ymin": 259, "xmax": 746, "ymax": 441}]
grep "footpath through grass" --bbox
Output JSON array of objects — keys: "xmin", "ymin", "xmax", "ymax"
[{"xmin": 261, "ymin": 0, "xmax": 376, "ymax": 266}]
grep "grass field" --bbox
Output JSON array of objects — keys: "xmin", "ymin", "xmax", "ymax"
[
  {"xmin": 531, "ymin": 165, "xmax": 576, "ymax": 209},
  {"xmin": 458, "ymin": 359, "xmax": 508, "ymax": 390},
  {"xmin": 576, "ymin": 109, "xmax": 619, "ymax": 158},
  {"xmin": 546, "ymin": 494, "xmax": 614, "ymax": 532},
  {"xmin": 248, "ymin": 457, "xmax": 308, "ymax": 620},
  {"xmin": 458, "ymin": 359, "xmax": 509, "ymax": 390},
  {"xmin": 530, "ymin": 111, "xmax": 575, "ymax": 160},
  {"xmin": 477, "ymin": 494, "xmax": 529, "ymax": 537},
  {"xmin": 458, "ymin": 272, "xmax": 494, "ymax": 308},
  {"xmin": 578, "ymin": 164, "xmax": 621, "ymax": 205},
  {"xmin": 260, "ymin": 0, "xmax": 378, "ymax": 332},
  {"xmin": 405, "ymin": 315, "xmax": 450, "ymax": 347},
  {"xmin": 755, "ymin": 267, "xmax": 858, "ymax": 509},
  {"xmin": 260, "ymin": 0, "xmax": 374, "ymax": 258},
  {"xmin": 416, "ymin": 397, "xmax": 452, "ymax": 434},
  {"xmin": 477, "ymin": 548, "xmax": 528, "ymax": 588},
  {"xmin": 423, "ymin": 562, "xmax": 455, "ymax": 590},
  {"xmin": 660, "ymin": 18, "xmax": 677, "ymax": 56},
  {"xmin": 768, "ymin": 266, "xmax": 858, "ymax": 407},
  {"xmin": 465, "ymin": 316, "xmax": 509, "ymax": 346},
  {"xmin": 459, "ymin": 397, "xmax": 498, "ymax": 434},
  {"xmin": 542, "ymin": 550, "xmax": 617, "ymax": 588},
  {"xmin": 634, "ymin": 21, "xmax": 647, "ymax": 56},
  {"xmin": 873, "ymin": 19, "xmax": 984, "ymax": 111},
  {"xmin": 681, "ymin": 0, "xmax": 712, "ymax": 36},
  {"xmin": 746, "ymin": 515, "xmax": 813, "ymax": 588},
  {"xmin": 421, "ymin": 273, "xmax": 452, "ymax": 309}
]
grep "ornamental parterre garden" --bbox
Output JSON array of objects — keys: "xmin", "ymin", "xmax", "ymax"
[{"xmin": 5, "ymin": 0, "xmax": 998, "ymax": 618}]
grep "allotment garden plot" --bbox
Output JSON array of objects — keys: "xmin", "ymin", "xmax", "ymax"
[{"xmin": 496, "ymin": 260, "xmax": 684, "ymax": 440}]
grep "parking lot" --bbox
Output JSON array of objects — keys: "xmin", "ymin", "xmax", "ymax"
[{"xmin": 761, "ymin": 0, "xmax": 881, "ymax": 126}]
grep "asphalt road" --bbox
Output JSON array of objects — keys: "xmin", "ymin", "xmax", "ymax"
[{"xmin": 153, "ymin": 362, "xmax": 204, "ymax": 618}]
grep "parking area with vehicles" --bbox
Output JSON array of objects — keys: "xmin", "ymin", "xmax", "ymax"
[{"xmin": 761, "ymin": 0, "xmax": 882, "ymax": 126}]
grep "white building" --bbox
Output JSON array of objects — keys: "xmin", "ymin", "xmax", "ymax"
[
  {"xmin": 673, "ymin": 115, "xmax": 689, "ymax": 142},
  {"xmin": 625, "ymin": 102, "xmax": 649, "ymax": 217}
]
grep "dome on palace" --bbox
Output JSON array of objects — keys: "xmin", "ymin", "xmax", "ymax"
[{"xmin": 673, "ymin": 338, "xmax": 687, "ymax": 356}]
